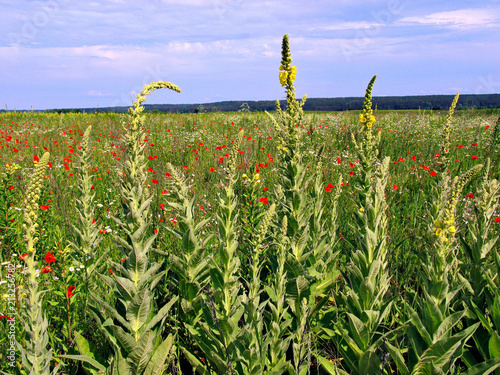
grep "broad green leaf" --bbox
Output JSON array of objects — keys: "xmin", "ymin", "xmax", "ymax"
[
  {"xmin": 57, "ymin": 354, "xmax": 106, "ymax": 373},
  {"xmin": 316, "ymin": 354, "xmax": 349, "ymax": 375},
  {"xmin": 433, "ymin": 310, "xmax": 466, "ymax": 342},
  {"xmin": 347, "ymin": 312, "xmax": 369, "ymax": 350},
  {"xmin": 489, "ymin": 333, "xmax": 500, "ymax": 359},
  {"xmin": 359, "ymin": 350, "xmax": 381, "ymax": 375},
  {"xmin": 112, "ymin": 326, "xmax": 136, "ymax": 356},
  {"xmin": 144, "ymin": 333, "xmax": 175, "ymax": 375},
  {"xmin": 461, "ymin": 358, "xmax": 500, "ymax": 375},
  {"xmin": 127, "ymin": 291, "xmax": 152, "ymax": 334},
  {"xmin": 74, "ymin": 332, "xmax": 107, "ymax": 373},
  {"xmin": 385, "ymin": 341, "xmax": 409, "ymax": 375},
  {"xmin": 127, "ymin": 331, "xmax": 155, "ymax": 374},
  {"xmin": 144, "ymin": 296, "xmax": 178, "ymax": 332}
]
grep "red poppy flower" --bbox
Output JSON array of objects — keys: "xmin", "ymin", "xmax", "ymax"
[
  {"xmin": 41, "ymin": 266, "xmax": 53, "ymax": 274},
  {"xmin": 465, "ymin": 193, "xmax": 474, "ymax": 198},
  {"xmin": 336, "ymin": 158, "xmax": 341, "ymax": 164},
  {"xmin": 218, "ymin": 157, "xmax": 224, "ymax": 164},
  {"xmin": 393, "ymin": 185, "xmax": 399, "ymax": 190},
  {"xmin": 209, "ymin": 167, "xmax": 215, "ymax": 172},
  {"xmin": 67, "ymin": 286, "xmax": 76, "ymax": 298},
  {"xmin": 40, "ymin": 205, "xmax": 50, "ymax": 210},
  {"xmin": 165, "ymin": 172, "xmax": 171, "ymax": 178},
  {"xmin": 44, "ymin": 252, "xmax": 57, "ymax": 263},
  {"xmin": 259, "ymin": 197, "xmax": 269, "ymax": 205},
  {"xmin": 430, "ymin": 171, "xmax": 437, "ymax": 177},
  {"xmin": 20, "ymin": 254, "xmax": 28, "ymax": 261},
  {"xmin": 34, "ymin": 155, "xmax": 39, "ymax": 162},
  {"xmin": 108, "ymin": 269, "xmax": 114, "ymax": 274},
  {"xmin": 471, "ymin": 155, "xmax": 478, "ymax": 160},
  {"xmin": 152, "ymin": 179, "xmax": 158, "ymax": 184},
  {"xmin": 8, "ymin": 186, "xmax": 13, "ymax": 190},
  {"xmin": 494, "ymin": 218, "xmax": 500, "ymax": 223},
  {"xmin": 458, "ymin": 145, "xmax": 463, "ymax": 149}
]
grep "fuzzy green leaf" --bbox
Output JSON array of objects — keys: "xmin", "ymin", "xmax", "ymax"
[{"xmin": 144, "ymin": 333, "xmax": 175, "ymax": 375}]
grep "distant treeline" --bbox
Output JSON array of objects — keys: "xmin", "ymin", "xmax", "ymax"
[{"xmin": 5, "ymin": 94, "xmax": 500, "ymax": 114}]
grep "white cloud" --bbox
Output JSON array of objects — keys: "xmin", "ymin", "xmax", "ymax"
[
  {"xmin": 399, "ymin": 8, "xmax": 500, "ymax": 29},
  {"xmin": 87, "ymin": 90, "xmax": 111, "ymax": 96}
]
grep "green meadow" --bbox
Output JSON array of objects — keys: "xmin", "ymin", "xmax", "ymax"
[{"xmin": 0, "ymin": 35, "xmax": 499, "ymax": 374}]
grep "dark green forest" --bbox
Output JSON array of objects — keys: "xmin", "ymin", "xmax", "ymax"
[{"xmin": 6, "ymin": 93, "xmax": 499, "ymax": 114}]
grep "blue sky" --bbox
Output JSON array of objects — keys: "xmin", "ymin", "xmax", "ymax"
[{"xmin": 1, "ymin": 0, "xmax": 499, "ymax": 110}]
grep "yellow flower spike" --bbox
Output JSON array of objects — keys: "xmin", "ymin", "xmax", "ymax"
[{"xmin": 279, "ymin": 71, "xmax": 288, "ymax": 86}]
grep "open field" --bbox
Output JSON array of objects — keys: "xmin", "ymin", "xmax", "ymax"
[{"xmin": 1, "ymin": 37, "xmax": 500, "ymax": 375}]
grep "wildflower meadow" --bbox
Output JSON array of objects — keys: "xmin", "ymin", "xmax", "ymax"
[{"xmin": 0, "ymin": 35, "xmax": 500, "ymax": 374}]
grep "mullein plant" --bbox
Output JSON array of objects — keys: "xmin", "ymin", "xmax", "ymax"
[
  {"xmin": 72, "ymin": 82, "xmax": 181, "ymax": 375},
  {"xmin": 324, "ymin": 76, "xmax": 395, "ymax": 375},
  {"xmin": 67, "ymin": 126, "xmax": 107, "ymax": 322},
  {"xmin": 459, "ymin": 158, "xmax": 500, "ymax": 372},
  {"xmin": 17, "ymin": 152, "xmax": 61, "ymax": 375},
  {"xmin": 386, "ymin": 94, "xmax": 484, "ymax": 374},
  {"xmin": 162, "ymin": 161, "xmax": 214, "ymax": 372},
  {"xmin": 266, "ymin": 34, "xmax": 342, "ymax": 375},
  {"xmin": 176, "ymin": 132, "xmax": 245, "ymax": 374}
]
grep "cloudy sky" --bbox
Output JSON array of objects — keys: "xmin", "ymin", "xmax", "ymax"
[{"xmin": 1, "ymin": 0, "xmax": 499, "ymax": 110}]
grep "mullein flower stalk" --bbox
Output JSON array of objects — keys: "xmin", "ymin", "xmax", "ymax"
[
  {"xmin": 86, "ymin": 82, "xmax": 180, "ymax": 374},
  {"xmin": 19, "ymin": 152, "xmax": 59, "ymax": 375},
  {"xmin": 68, "ymin": 125, "xmax": 106, "ymax": 327},
  {"xmin": 334, "ymin": 77, "xmax": 395, "ymax": 374},
  {"xmin": 267, "ymin": 34, "xmax": 341, "ymax": 374}
]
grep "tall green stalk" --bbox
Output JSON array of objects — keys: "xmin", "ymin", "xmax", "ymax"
[
  {"xmin": 267, "ymin": 34, "xmax": 341, "ymax": 375},
  {"xmin": 18, "ymin": 152, "xmax": 59, "ymax": 375},
  {"xmin": 79, "ymin": 81, "xmax": 181, "ymax": 375},
  {"xmin": 328, "ymin": 76, "xmax": 395, "ymax": 375}
]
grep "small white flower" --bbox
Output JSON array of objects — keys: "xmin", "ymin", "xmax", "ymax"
[
  {"xmin": 53, "ymin": 276, "xmax": 59, "ymax": 280},
  {"xmin": 11, "ymin": 253, "xmax": 17, "ymax": 257},
  {"xmin": 69, "ymin": 267, "xmax": 75, "ymax": 272},
  {"xmin": 80, "ymin": 265, "xmax": 85, "ymax": 269},
  {"xmin": 97, "ymin": 203, "xmax": 103, "ymax": 208}
]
